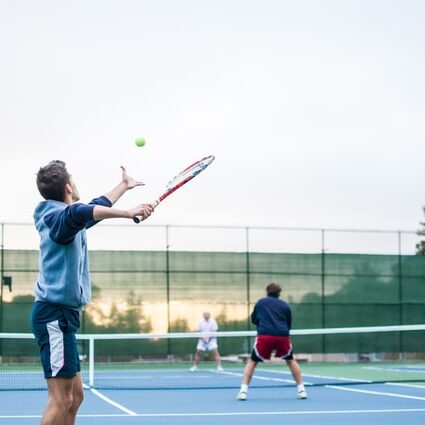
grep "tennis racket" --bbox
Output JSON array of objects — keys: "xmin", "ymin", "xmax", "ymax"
[{"xmin": 133, "ymin": 154, "xmax": 215, "ymax": 223}]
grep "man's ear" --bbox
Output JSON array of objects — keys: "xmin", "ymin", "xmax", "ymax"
[{"xmin": 64, "ymin": 182, "xmax": 73, "ymax": 196}]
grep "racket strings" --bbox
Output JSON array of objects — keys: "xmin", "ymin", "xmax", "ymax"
[{"xmin": 166, "ymin": 156, "xmax": 214, "ymax": 190}]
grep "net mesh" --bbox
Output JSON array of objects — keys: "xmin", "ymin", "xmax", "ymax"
[
  {"xmin": 3, "ymin": 250, "xmax": 425, "ymax": 336},
  {"xmin": 1, "ymin": 325, "xmax": 424, "ymax": 391}
]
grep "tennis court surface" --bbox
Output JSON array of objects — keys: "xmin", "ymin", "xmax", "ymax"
[{"xmin": 1, "ymin": 325, "xmax": 425, "ymax": 424}]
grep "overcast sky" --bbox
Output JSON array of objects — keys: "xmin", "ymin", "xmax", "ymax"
[{"xmin": 1, "ymin": 0, "xmax": 424, "ymax": 233}]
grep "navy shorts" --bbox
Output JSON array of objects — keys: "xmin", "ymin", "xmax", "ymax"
[
  {"xmin": 31, "ymin": 302, "xmax": 81, "ymax": 379},
  {"xmin": 251, "ymin": 335, "xmax": 294, "ymax": 362}
]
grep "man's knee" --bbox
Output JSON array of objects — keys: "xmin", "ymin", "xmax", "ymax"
[
  {"xmin": 50, "ymin": 392, "xmax": 74, "ymax": 412},
  {"xmin": 72, "ymin": 387, "xmax": 84, "ymax": 408},
  {"xmin": 47, "ymin": 378, "xmax": 82, "ymax": 411},
  {"xmin": 285, "ymin": 358, "xmax": 295, "ymax": 366}
]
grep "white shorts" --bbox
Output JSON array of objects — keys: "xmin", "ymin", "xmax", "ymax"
[{"xmin": 196, "ymin": 339, "xmax": 218, "ymax": 351}]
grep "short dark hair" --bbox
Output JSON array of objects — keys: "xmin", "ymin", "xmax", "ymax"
[
  {"xmin": 266, "ymin": 282, "xmax": 281, "ymax": 298},
  {"xmin": 36, "ymin": 160, "xmax": 70, "ymax": 201}
]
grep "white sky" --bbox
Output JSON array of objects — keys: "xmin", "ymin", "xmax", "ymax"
[{"xmin": 0, "ymin": 0, "xmax": 424, "ymax": 233}]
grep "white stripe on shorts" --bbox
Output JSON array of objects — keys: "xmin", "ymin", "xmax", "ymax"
[
  {"xmin": 253, "ymin": 337, "xmax": 266, "ymax": 362},
  {"xmin": 46, "ymin": 320, "xmax": 64, "ymax": 377}
]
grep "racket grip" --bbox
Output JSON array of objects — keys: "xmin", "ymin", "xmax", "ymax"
[{"xmin": 133, "ymin": 200, "xmax": 159, "ymax": 224}]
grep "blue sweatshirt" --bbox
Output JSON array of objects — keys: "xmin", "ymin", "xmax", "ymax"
[
  {"xmin": 251, "ymin": 296, "xmax": 292, "ymax": 336},
  {"xmin": 33, "ymin": 196, "xmax": 112, "ymax": 310}
]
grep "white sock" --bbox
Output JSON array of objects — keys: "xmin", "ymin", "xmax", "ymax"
[
  {"xmin": 240, "ymin": 384, "xmax": 248, "ymax": 392},
  {"xmin": 297, "ymin": 384, "xmax": 305, "ymax": 392}
]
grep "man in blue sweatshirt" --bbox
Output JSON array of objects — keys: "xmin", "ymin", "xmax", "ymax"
[
  {"xmin": 32, "ymin": 160, "xmax": 154, "ymax": 425},
  {"xmin": 237, "ymin": 282, "xmax": 307, "ymax": 401}
]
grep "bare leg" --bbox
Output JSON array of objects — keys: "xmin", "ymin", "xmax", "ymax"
[
  {"xmin": 41, "ymin": 374, "xmax": 83, "ymax": 425},
  {"xmin": 194, "ymin": 350, "xmax": 202, "ymax": 366},
  {"xmin": 285, "ymin": 359, "xmax": 303, "ymax": 385},
  {"xmin": 64, "ymin": 374, "xmax": 84, "ymax": 425},
  {"xmin": 237, "ymin": 359, "xmax": 258, "ymax": 399},
  {"xmin": 242, "ymin": 359, "xmax": 258, "ymax": 385},
  {"xmin": 212, "ymin": 348, "xmax": 222, "ymax": 368},
  {"xmin": 286, "ymin": 358, "xmax": 307, "ymax": 399}
]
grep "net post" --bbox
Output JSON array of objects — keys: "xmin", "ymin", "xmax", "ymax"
[{"xmin": 89, "ymin": 337, "xmax": 94, "ymax": 388}]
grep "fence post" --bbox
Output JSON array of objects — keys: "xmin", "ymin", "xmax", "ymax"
[
  {"xmin": 165, "ymin": 225, "xmax": 171, "ymax": 356},
  {"xmin": 398, "ymin": 231, "xmax": 403, "ymax": 357},
  {"xmin": 245, "ymin": 227, "xmax": 250, "ymax": 331},
  {"xmin": 321, "ymin": 229, "xmax": 326, "ymax": 354},
  {"xmin": 0, "ymin": 224, "xmax": 4, "ymax": 355}
]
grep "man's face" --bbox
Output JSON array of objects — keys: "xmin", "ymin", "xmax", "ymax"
[{"xmin": 203, "ymin": 312, "xmax": 211, "ymax": 321}]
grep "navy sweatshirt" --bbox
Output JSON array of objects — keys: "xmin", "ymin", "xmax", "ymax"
[
  {"xmin": 33, "ymin": 196, "xmax": 111, "ymax": 310},
  {"xmin": 251, "ymin": 296, "xmax": 292, "ymax": 336}
]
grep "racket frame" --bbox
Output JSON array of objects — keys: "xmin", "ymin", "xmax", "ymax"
[{"xmin": 133, "ymin": 155, "xmax": 214, "ymax": 223}]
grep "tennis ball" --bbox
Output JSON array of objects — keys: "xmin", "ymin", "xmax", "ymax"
[{"xmin": 135, "ymin": 137, "xmax": 146, "ymax": 147}]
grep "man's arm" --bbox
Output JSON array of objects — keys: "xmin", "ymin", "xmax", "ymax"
[
  {"xmin": 46, "ymin": 202, "xmax": 154, "ymax": 244},
  {"xmin": 103, "ymin": 166, "xmax": 145, "ymax": 206},
  {"xmin": 286, "ymin": 305, "xmax": 292, "ymax": 330},
  {"xmin": 250, "ymin": 304, "xmax": 258, "ymax": 325},
  {"xmin": 92, "ymin": 204, "xmax": 153, "ymax": 221}
]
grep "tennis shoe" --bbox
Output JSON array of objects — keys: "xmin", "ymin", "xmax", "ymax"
[
  {"xmin": 297, "ymin": 389, "xmax": 308, "ymax": 399},
  {"xmin": 217, "ymin": 366, "xmax": 224, "ymax": 372},
  {"xmin": 237, "ymin": 390, "xmax": 248, "ymax": 401},
  {"xmin": 190, "ymin": 365, "xmax": 198, "ymax": 372}
]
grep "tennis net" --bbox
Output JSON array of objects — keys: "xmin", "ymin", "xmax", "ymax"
[{"xmin": 0, "ymin": 324, "xmax": 424, "ymax": 391}]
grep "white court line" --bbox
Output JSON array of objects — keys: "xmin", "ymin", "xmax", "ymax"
[
  {"xmin": 1, "ymin": 408, "xmax": 425, "ymax": 419},
  {"xmin": 326, "ymin": 385, "xmax": 425, "ymax": 401},
  {"xmin": 303, "ymin": 372, "xmax": 368, "ymax": 384},
  {"xmin": 364, "ymin": 365, "xmax": 425, "ymax": 374},
  {"xmin": 215, "ymin": 370, "xmax": 295, "ymax": 384},
  {"xmin": 256, "ymin": 368, "xmax": 368, "ymax": 385},
  {"xmin": 87, "ymin": 387, "xmax": 137, "ymax": 416},
  {"xmin": 386, "ymin": 382, "xmax": 425, "ymax": 390},
  {"xmin": 255, "ymin": 369, "xmax": 368, "ymax": 386},
  {"xmin": 0, "ymin": 415, "xmax": 128, "ymax": 419}
]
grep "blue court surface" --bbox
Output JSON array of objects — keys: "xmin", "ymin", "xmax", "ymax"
[{"xmin": 1, "ymin": 370, "xmax": 425, "ymax": 425}]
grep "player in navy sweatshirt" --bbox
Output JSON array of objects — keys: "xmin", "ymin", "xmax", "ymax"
[
  {"xmin": 31, "ymin": 160, "xmax": 154, "ymax": 425},
  {"xmin": 237, "ymin": 282, "xmax": 307, "ymax": 400}
]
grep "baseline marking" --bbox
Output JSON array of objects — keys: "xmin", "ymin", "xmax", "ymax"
[{"xmin": 1, "ymin": 408, "xmax": 425, "ymax": 419}]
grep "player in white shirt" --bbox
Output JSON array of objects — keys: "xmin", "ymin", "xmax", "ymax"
[{"xmin": 190, "ymin": 312, "xmax": 223, "ymax": 371}]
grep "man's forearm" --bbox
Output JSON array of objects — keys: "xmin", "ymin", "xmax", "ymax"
[
  {"xmin": 92, "ymin": 205, "xmax": 131, "ymax": 221},
  {"xmin": 92, "ymin": 203, "xmax": 154, "ymax": 222},
  {"xmin": 103, "ymin": 182, "xmax": 128, "ymax": 205}
]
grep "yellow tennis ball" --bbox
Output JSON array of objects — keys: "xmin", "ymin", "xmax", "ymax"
[{"xmin": 135, "ymin": 137, "xmax": 146, "ymax": 147}]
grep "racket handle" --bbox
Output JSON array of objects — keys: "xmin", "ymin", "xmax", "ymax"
[{"xmin": 133, "ymin": 200, "xmax": 159, "ymax": 224}]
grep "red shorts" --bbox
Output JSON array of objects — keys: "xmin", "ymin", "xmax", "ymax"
[{"xmin": 252, "ymin": 335, "xmax": 293, "ymax": 362}]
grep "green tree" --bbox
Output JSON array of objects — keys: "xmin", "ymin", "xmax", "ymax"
[
  {"xmin": 3, "ymin": 295, "xmax": 34, "ymax": 332},
  {"xmin": 108, "ymin": 290, "xmax": 152, "ymax": 333},
  {"xmin": 82, "ymin": 286, "xmax": 152, "ymax": 334},
  {"xmin": 170, "ymin": 317, "xmax": 189, "ymax": 332}
]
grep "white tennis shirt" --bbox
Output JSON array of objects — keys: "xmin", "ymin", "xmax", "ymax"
[{"xmin": 198, "ymin": 318, "xmax": 218, "ymax": 341}]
